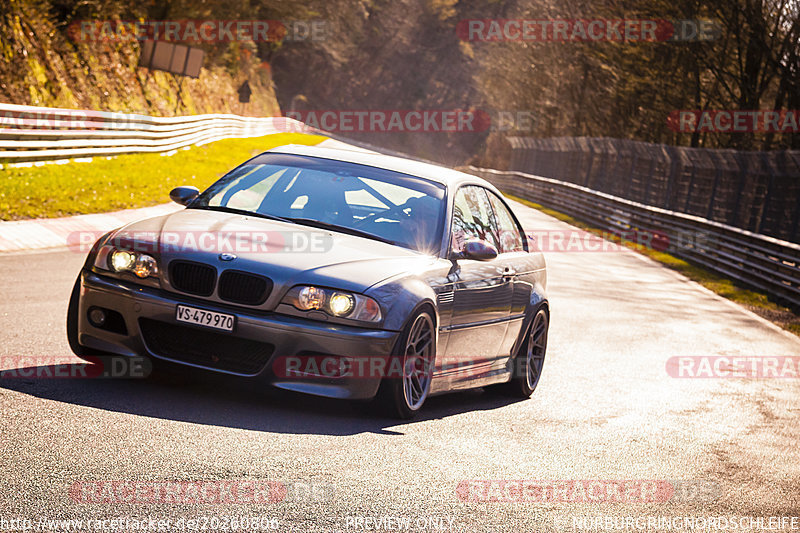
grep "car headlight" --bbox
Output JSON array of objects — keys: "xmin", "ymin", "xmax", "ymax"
[
  {"xmin": 98, "ymin": 247, "xmax": 159, "ymax": 279},
  {"xmin": 110, "ymin": 250, "xmax": 136, "ymax": 272},
  {"xmin": 329, "ymin": 292, "xmax": 355, "ymax": 316},
  {"xmin": 283, "ymin": 286, "xmax": 382, "ymax": 322},
  {"xmin": 298, "ymin": 286, "xmax": 325, "ymax": 310},
  {"xmin": 133, "ymin": 254, "xmax": 158, "ymax": 278}
]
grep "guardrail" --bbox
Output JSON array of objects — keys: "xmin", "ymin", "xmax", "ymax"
[
  {"xmin": 0, "ymin": 102, "xmax": 314, "ymax": 165},
  {"xmin": 506, "ymin": 136, "xmax": 800, "ymax": 244},
  {"xmin": 466, "ymin": 166, "xmax": 800, "ymax": 309}
]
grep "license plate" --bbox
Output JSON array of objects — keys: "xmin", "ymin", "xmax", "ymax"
[{"xmin": 175, "ymin": 305, "xmax": 235, "ymax": 332}]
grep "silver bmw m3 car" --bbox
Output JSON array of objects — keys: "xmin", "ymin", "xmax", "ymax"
[{"xmin": 67, "ymin": 145, "xmax": 549, "ymax": 418}]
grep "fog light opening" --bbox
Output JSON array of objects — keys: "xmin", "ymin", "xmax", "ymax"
[{"xmin": 88, "ymin": 307, "xmax": 107, "ymax": 327}]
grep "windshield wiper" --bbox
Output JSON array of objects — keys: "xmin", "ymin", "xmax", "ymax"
[
  {"xmin": 285, "ymin": 218, "xmax": 397, "ymax": 246},
  {"xmin": 191, "ymin": 205, "xmax": 292, "ymax": 224}
]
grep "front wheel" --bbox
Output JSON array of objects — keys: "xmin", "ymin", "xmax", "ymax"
[
  {"xmin": 66, "ymin": 276, "xmax": 88, "ymax": 358},
  {"xmin": 374, "ymin": 310, "xmax": 436, "ymax": 419},
  {"xmin": 66, "ymin": 276, "xmax": 104, "ymax": 360}
]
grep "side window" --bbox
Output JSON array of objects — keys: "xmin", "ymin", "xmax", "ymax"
[
  {"xmin": 488, "ymin": 192, "xmax": 525, "ymax": 253},
  {"xmin": 451, "ymin": 186, "xmax": 499, "ymax": 252}
]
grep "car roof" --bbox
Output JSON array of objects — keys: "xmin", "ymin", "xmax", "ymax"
[{"xmin": 265, "ymin": 144, "xmax": 491, "ymax": 190}]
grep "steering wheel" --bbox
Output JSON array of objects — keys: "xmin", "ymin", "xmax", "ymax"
[{"xmin": 352, "ymin": 204, "xmax": 412, "ymax": 228}]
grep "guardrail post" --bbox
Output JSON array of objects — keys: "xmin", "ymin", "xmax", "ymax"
[
  {"xmin": 682, "ymin": 163, "xmax": 697, "ymax": 215},
  {"xmin": 793, "ymin": 189, "xmax": 800, "ymax": 243},
  {"xmin": 596, "ymin": 138, "xmax": 612, "ymax": 193},
  {"xmin": 665, "ymin": 146, "xmax": 678, "ymax": 211},
  {"xmin": 643, "ymin": 153, "xmax": 656, "ymax": 205},
  {"xmin": 705, "ymin": 152, "xmax": 722, "ymax": 221},
  {"xmin": 757, "ymin": 151, "xmax": 776, "ymax": 236}
]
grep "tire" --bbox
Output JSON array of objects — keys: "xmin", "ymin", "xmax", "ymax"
[
  {"xmin": 66, "ymin": 276, "xmax": 104, "ymax": 360},
  {"xmin": 374, "ymin": 309, "xmax": 436, "ymax": 419},
  {"xmin": 496, "ymin": 307, "xmax": 549, "ymax": 398}
]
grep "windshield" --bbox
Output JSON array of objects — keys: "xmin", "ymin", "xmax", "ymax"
[{"xmin": 190, "ymin": 153, "xmax": 446, "ymax": 254}]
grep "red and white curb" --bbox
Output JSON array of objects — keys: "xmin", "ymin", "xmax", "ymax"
[{"xmin": 0, "ymin": 203, "xmax": 182, "ymax": 253}]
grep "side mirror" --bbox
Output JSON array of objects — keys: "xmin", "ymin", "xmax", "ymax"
[
  {"xmin": 460, "ymin": 239, "xmax": 498, "ymax": 261},
  {"xmin": 169, "ymin": 186, "xmax": 199, "ymax": 206}
]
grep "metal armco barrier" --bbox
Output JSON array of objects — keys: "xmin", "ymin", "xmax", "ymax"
[
  {"xmin": 0, "ymin": 102, "xmax": 314, "ymax": 164},
  {"xmin": 506, "ymin": 137, "xmax": 800, "ymax": 244},
  {"xmin": 467, "ymin": 166, "xmax": 800, "ymax": 309}
]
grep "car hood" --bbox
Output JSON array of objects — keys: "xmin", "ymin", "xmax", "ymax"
[{"xmin": 110, "ymin": 208, "xmax": 436, "ymax": 300}]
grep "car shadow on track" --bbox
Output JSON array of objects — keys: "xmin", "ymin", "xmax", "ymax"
[{"xmin": 0, "ymin": 363, "xmax": 526, "ymax": 435}]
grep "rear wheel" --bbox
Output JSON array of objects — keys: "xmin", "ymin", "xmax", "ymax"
[
  {"xmin": 496, "ymin": 307, "xmax": 549, "ymax": 398},
  {"xmin": 374, "ymin": 310, "xmax": 436, "ymax": 419}
]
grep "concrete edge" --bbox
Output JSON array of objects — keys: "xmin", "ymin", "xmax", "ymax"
[{"xmin": 0, "ymin": 203, "xmax": 183, "ymax": 253}]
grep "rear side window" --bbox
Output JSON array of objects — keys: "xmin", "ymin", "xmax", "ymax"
[
  {"xmin": 487, "ymin": 192, "xmax": 525, "ymax": 253},
  {"xmin": 451, "ymin": 186, "xmax": 500, "ymax": 252}
]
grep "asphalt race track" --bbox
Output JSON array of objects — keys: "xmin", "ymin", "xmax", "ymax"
[{"xmin": 1, "ymin": 200, "xmax": 799, "ymax": 532}]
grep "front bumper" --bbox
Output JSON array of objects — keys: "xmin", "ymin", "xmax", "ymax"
[{"xmin": 76, "ymin": 270, "xmax": 399, "ymax": 400}]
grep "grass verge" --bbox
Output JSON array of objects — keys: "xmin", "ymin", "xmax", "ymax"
[
  {"xmin": 505, "ymin": 192, "xmax": 800, "ymax": 337},
  {"xmin": 0, "ymin": 133, "xmax": 327, "ymax": 220}
]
